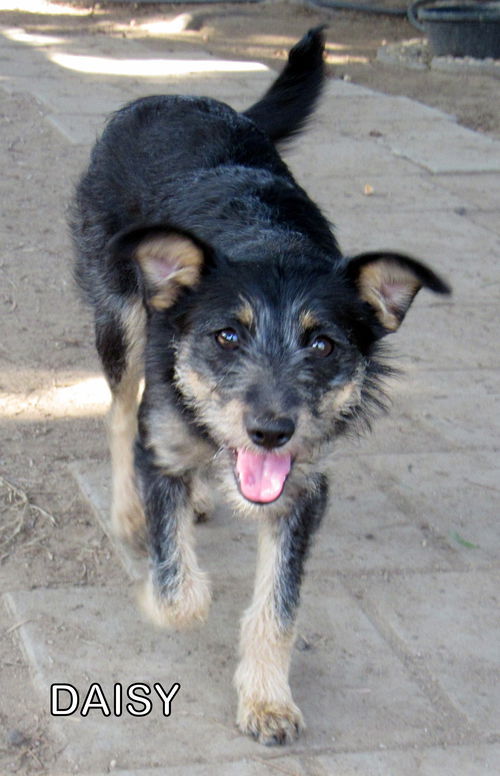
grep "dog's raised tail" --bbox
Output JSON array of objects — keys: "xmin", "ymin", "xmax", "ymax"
[{"xmin": 243, "ymin": 26, "xmax": 327, "ymax": 145}]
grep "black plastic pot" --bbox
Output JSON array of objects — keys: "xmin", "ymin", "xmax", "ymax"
[{"xmin": 408, "ymin": 1, "xmax": 500, "ymax": 58}]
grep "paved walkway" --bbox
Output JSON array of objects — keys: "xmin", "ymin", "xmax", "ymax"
[{"xmin": 1, "ymin": 10, "xmax": 500, "ymax": 775}]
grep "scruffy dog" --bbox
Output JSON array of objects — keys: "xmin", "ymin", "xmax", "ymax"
[{"xmin": 71, "ymin": 28, "xmax": 449, "ymax": 745}]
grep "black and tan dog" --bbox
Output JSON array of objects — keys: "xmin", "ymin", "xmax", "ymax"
[{"xmin": 71, "ymin": 28, "xmax": 449, "ymax": 745}]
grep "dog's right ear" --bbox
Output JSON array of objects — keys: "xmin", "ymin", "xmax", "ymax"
[{"xmin": 109, "ymin": 226, "xmax": 210, "ymax": 310}]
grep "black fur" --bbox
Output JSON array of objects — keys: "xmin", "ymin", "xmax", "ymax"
[
  {"xmin": 244, "ymin": 25, "xmax": 327, "ymax": 144},
  {"xmin": 134, "ymin": 441, "xmax": 184, "ymax": 596},
  {"xmin": 274, "ymin": 473, "xmax": 329, "ymax": 629},
  {"xmin": 93, "ymin": 307, "xmax": 128, "ymax": 388},
  {"xmin": 71, "ymin": 29, "xmax": 450, "ymax": 745}
]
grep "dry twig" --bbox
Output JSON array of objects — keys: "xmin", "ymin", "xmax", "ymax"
[{"xmin": 0, "ymin": 474, "xmax": 57, "ymax": 555}]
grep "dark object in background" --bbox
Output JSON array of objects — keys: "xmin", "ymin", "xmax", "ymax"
[{"xmin": 409, "ymin": 1, "xmax": 500, "ymax": 59}]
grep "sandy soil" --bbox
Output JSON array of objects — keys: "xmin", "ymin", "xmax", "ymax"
[{"xmin": 0, "ymin": 2, "xmax": 498, "ymax": 772}]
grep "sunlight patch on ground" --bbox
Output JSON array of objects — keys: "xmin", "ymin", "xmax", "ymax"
[
  {"xmin": 214, "ymin": 32, "xmax": 369, "ymax": 66},
  {"xmin": 2, "ymin": 26, "xmax": 65, "ymax": 46},
  {"xmin": 49, "ymin": 52, "xmax": 269, "ymax": 77},
  {"xmin": 325, "ymin": 53, "xmax": 370, "ymax": 65},
  {"xmin": 245, "ymin": 33, "xmax": 355, "ymax": 53},
  {"xmin": 137, "ymin": 14, "xmax": 196, "ymax": 36},
  {"xmin": 232, "ymin": 33, "xmax": 299, "ymax": 48},
  {"xmin": 0, "ymin": 0, "xmax": 90, "ymax": 15},
  {"xmin": 0, "ymin": 377, "xmax": 112, "ymax": 420}
]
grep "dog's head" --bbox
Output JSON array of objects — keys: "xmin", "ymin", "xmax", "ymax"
[{"xmin": 112, "ymin": 226, "xmax": 450, "ymax": 511}]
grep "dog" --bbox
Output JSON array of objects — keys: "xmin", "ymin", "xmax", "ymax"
[{"xmin": 71, "ymin": 28, "xmax": 450, "ymax": 745}]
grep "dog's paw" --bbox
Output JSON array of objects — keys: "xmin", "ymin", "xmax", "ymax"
[
  {"xmin": 237, "ymin": 700, "xmax": 304, "ymax": 746},
  {"xmin": 139, "ymin": 572, "xmax": 211, "ymax": 630}
]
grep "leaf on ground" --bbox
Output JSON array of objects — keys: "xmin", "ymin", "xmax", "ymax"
[{"xmin": 451, "ymin": 530, "xmax": 479, "ymax": 549}]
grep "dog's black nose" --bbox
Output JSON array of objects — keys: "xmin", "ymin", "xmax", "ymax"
[{"xmin": 246, "ymin": 416, "xmax": 295, "ymax": 449}]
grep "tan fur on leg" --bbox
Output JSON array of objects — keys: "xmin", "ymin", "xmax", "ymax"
[
  {"xmin": 108, "ymin": 302, "xmax": 146, "ymax": 548},
  {"xmin": 109, "ymin": 395, "xmax": 146, "ymax": 548},
  {"xmin": 234, "ymin": 520, "xmax": 303, "ymax": 745},
  {"xmin": 140, "ymin": 504, "xmax": 211, "ymax": 629}
]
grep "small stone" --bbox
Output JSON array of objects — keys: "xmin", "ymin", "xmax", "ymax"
[
  {"xmin": 295, "ymin": 635, "xmax": 312, "ymax": 651},
  {"xmin": 7, "ymin": 728, "xmax": 28, "ymax": 747}
]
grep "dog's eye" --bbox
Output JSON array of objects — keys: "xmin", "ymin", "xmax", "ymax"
[
  {"xmin": 309, "ymin": 335, "xmax": 335, "ymax": 358},
  {"xmin": 216, "ymin": 328, "xmax": 240, "ymax": 351}
]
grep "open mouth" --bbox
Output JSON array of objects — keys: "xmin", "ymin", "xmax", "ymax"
[{"xmin": 233, "ymin": 448, "xmax": 292, "ymax": 504}]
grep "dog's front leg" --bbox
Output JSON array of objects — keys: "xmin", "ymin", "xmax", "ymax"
[
  {"xmin": 135, "ymin": 442, "xmax": 211, "ymax": 630},
  {"xmin": 235, "ymin": 475, "xmax": 328, "ymax": 745}
]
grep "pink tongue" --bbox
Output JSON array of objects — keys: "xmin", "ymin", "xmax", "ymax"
[{"xmin": 236, "ymin": 449, "xmax": 292, "ymax": 504}]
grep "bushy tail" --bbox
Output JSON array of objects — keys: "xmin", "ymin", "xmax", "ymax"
[{"xmin": 243, "ymin": 26, "xmax": 327, "ymax": 145}]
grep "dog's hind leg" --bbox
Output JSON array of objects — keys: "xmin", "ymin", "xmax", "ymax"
[
  {"xmin": 135, "ymin": 445, "xmax": 212, "ymax": 629},
  {"xmin": 96, "ymin": 300, "xmax": 147, "ymax": 549},
  {"xmin": 234, "ymin": 475, "xmax": 328, "ymax": 745}
]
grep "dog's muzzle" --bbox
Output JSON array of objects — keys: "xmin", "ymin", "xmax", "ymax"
[{"xmin": 232, "ymin": 414, "xmax": 295, "ymax": 503}]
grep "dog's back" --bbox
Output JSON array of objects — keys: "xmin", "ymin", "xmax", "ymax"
[{"xmin": 71, "ymin": 27, "xmax": 332, "ymax": 306}]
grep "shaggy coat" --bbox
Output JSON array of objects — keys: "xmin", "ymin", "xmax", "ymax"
[{"xmin": 71, "ymin": 28, "xmax": 449, "ymax": 745}]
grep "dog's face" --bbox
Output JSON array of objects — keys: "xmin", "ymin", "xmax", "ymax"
[
  {"xmin": 115, "ymin": 227, "xmax": 449, "ymax": 511},
  {"xmin": 172, "ymin": 260, "xmax": 371, "ymax": 507}
]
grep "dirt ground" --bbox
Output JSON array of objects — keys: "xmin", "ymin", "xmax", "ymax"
[{"xmin": 0, "ymin": 2, "xmax": 499, "ymax": 772}]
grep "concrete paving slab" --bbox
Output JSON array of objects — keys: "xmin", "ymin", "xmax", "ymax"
[
  {"xmin": 303, "ymin": 172, "xmax": 469, "ymax": 215},
  {"xmin": 110, "ymin": 760, "xmax": 312, "ymax": 776},
  {"xmin": 315, "ymin": 92, "xmax": 500, "ymax": 174},
  {"xmin": 46, "ymin": 112, "xmax": 105, "ymax": 145},
  {"xmin": 4, "ymin": 581, "xmax": 452, "ymax": 771},
  {"xmin": 390, "ymin": 368, "xmax": 500, "ymax": 453},
  {"xmin": 363, "ymin": 451, "xmax": 500, "ymax": 569},
  {"xmin": 3, "ymin": 587, "xmax": 253, "ymax": 772},
  {"xmin": 324, "ymin": 78, "xmax": 384, "ymax": 98},
  {"xmin": 104, "ymin": 744, "xmax": 500, "ymax": 776},
  {"xmin": 343, "ymin": 384, "xmax": 498, "ymax": 463},
  {"xmin": 359, "ymin": 570, "xmax": 500, "ymax": 735},
  {"xmin": 0, "ymin": 48, "xmax": 57, "ymax": 78},
  {"xmin": 21, "ymin": 74, "xmax": 130, "ymax": 116},
  {"xmin": 388, "ymin": 128, "xmax": 500, "ymax": 174},
  {"xmin": 345, "ymin": 366, "xmax": 500, "ymax": 460},
  {"xmin": 285, "ymin": 136, "xmax": 421, "ymax": 181},
  {"xmin": 69, "ymin": 461, "xmax": 147, "ymax": 582},
  {"xmin": 342, "ymin": 406, "xmax": 457, "ymax": 458},
  {"xmin": 378, "ymin": 302, "xmax": 499, "ymax": 371},
  {"xmin": 105, "ymin": 743, "xmax": 500, "ymax": 775},
  {"xmin": 316, "ymin": 744, "xmax": 500, "ymax": 775},
  {"xmin": 324, "ymin": 95, "xmax": 500, "ymax": 173},
  {"xmin": 432, "ymin": 173, "xmax": 500, "ymax": 212},
  {"xmin": 467, "ymin": 210, "xmax": 500, "ymax": 238},
  {"xmin": 316, "ymin": 93, "xmax": 454, "ymax": 141},
  {"xmin": 315, "ymin": 454, "xmax": 459, "ymax": 575}
]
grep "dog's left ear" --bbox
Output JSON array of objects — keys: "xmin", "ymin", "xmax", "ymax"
[
  {"xmin": 346, "ymin": 252, "xmax": 450, "ymax": 334},
  {"xmin": 110, "ymin": 226, "xmax": 210, "ymax": 310}
]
